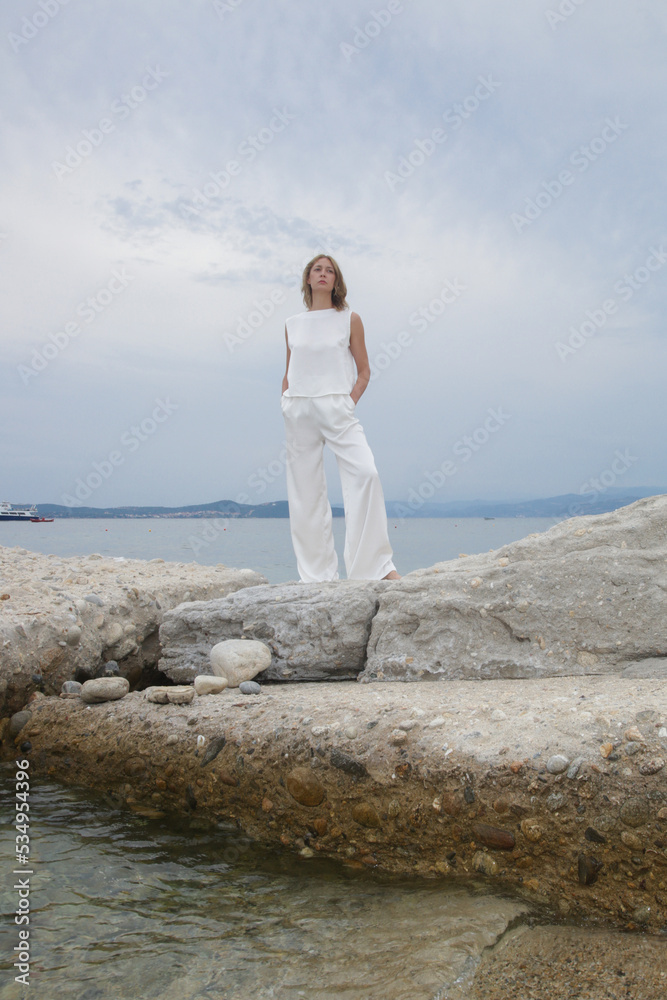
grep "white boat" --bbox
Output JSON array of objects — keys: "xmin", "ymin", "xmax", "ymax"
[{"xmin": 0, "ymin": 501, "xmax": 39, "ymax": 521}]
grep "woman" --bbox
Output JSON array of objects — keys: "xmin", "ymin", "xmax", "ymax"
[{"xmin": 281, "ymin": 253, "xmax": 400, "ymax": 583}]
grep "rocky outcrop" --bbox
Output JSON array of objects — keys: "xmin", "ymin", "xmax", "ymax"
[
  {"xmin": 158, "ymin": 496, "xmax": 667, "ymax": 685},
  {"xmin": 158, "ymin": 581, "xmax": 388, "ymax": 683},
  {"xmin": 7, "ymin": 675, "xmax": 667, "ymax": 930},
  {"xmin": 0, "ymin": 545, "xmax": 267, "ymax": 715},
  {"xmin": 360, "ymin": 494, "xmax": 667, "ymax": 681}
]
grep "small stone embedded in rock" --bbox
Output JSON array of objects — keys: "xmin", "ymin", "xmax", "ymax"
[
  {"xmin": 546, "ymin": 754, "xmax": 569, "ymax": 774},
  {"xmin": 472, "ymin": 851, "xmax": 499, "ymax": 876},
  {"xmin": 619, "ymin": 796, "xmax": 649, "ymax": 828},
  {"xmin": 521, "ymin": 818, "xmax": 542, "ymax": 842},
  {"xmin": 620, "ymin": 830, "xmax": 643, "ymax": 850},
  {"xmin": 567, "ymin": 757, "xmax": 584, "ymax": 779},
  {"xmin": 352, "ymin": 802, "xmax": 381, "ymax": 828},
  {"xmin": 389, "ymin": 729, "xmax": 408, "ymax": 746},
  {"xmin": 209, "ymin": 639, "xmax": 271, "ymax": 687},
  {"xmin": 123, "ymin": 757, "xmax": 146, "ymax": 777},
  {"xmin": 472, "ymin": 822, "xmax": 515, "ymax": 850},
  {"xmin": 286, "ymin": 767, "xmax": 324, "ymax": 806},
  {"xmin": 61, "ymin": 680, "xmax": 82, "ymax": 696},
  {"xmin": 81, "ymin": 676, "xmax": 130, "ymax": 704},
  {"xmin": 200, "ymin": 734, "xmax": 226, "ymax": 766},
  {"xmin": 624, "ymin": 726, "xmax": 645, "ymax": 743},
  {"xmin": 584, "ymin": 826, "xmax": 607, "ymax": 844},
  {"xmin": 639, "ymin": 757, "xmax": 665, "ymax": 775},
  {"xmin": 194, "ymin": 675, "xmax": 229, "ymax": 696},
  {"xmin": 632, "ymin": 905, "xmax": 651, "ymax": 925},
  {"xmin": 599, "ymin": 742, "xmax": 614, "ymax": 759},
  {"xmin": 330, "ymin": 748, "xmax": 368, "ymax": 778},
  {"xmin": 491, "ymin": 709, "xmax": 507, "ymax": 721},
  {"xmin": 239, "ymin": 681, "xmax": 261, "ymax": 695},
  {"xmin": 578, "ymin": 854, "xmax": 603, "ymax": 885},
  {"xmin": 398, "ymin": 719, "xmax": 417, "ymax": 731},
  {"xmin": 546, "ymin": 793, "xmax": 565, "ymax": 813},
  {"xmin": 9, "ymin": 711, "xmax": 32, "ymax": 738}
]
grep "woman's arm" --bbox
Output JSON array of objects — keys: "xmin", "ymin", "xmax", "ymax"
[
  {"xmin": 282, "ymin": 326, "xmax": 290, "ymax": 394},
  {"xmin": 349, "ymin": 312, "xmax": 371, "ymax": 404}
]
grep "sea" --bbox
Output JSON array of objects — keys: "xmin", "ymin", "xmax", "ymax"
[{"xmin": 0, "ymin": 516, "xmax": 558, "ymax": 581}]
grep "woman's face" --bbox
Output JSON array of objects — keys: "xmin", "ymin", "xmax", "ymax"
[{"xmin": 308, "ymin": 257, "xmax": 336, "ymax": 295}]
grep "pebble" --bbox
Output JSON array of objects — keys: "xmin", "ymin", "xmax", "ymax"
[
  {"xmin": 194, "ymin": 675, "xmax": 229, "ymax": 696},
  {"xmin": 632, "ymin": 905, "xmax": 652, "ymax": 925},
  {"xmin": 389, "ymin": 729, "xmax": 408, "ymax": 745},
  {"xmin": 81, "ymin": 676, "xmax": 129, "ymax": 704},
  {"xmin": 286, "ymin": 767, "xmax": 324, "ymax": 806},
  {"xmin": 520, "ymin": 818, "xmax": 542, "ymax": 842},
  {"xmin": 145, "ymin": 685, "xmax": 195, "ymax": 705},
  {"xmin": 566, "ymin": 756, "xmax": 584, "ymax": 779},
  {"xmin": 84, "ymin": 594, "xmax": 104, "ymax": 606},
  {"xmin": 624, "ymin": 726, "xmax": 645, "ymax": 743},
  {"xmin": 658, "ymin": 727, "xmax": 667, "ymax": 738},
  {"xmin": 639, "ymin": 757, "xmax": 664, "ymax": 775},
  {"xmin": 352, "ymin": 802, "xmax": 381, "ymax": 828},
  {"xmin": 546, "ymin": 754, "xmax": 569, "ymax": 774},
  {"xmin": 491, "ymin": 709, "xmax": 507, "ymax": 721},
  {"xmin": 398, "ymin": 719, "xmax": 417, "ymax": 731},
  {"xmin": 577, "ymin": 854, "xmax": 602, "ymax": 885},
  {"xmin": 428, "ymin": 716, "xmax": 445, "ymax": 728},
  {"xmin": 620, "ymin": 831, "xmax": 642, "ymax": 850},
  {"xmin": 311, "ymin": 726, "xmax": 329, "ymax": 737},
  {"xmin": 472, "ymin": 822, "xmax": 515, "ymax": 850},
  {"xmin": 344, "ymin": 725, "xmax": 358, "ymax": 739},
  {"xmin": 619, "ymin": 796, "xmax": 649, "ymax": 828},
  {"xmin": 472, "ymin": 852, "xmax": 498, "ymax": 876},
  {"xmin": 624, "ymin": 742, "xmax": 641, "ymax": 756},
  {"xmin": 61, "ymin": 680, "xmax": 82, "ymax": 698},
  {"xmin": 330, "ymin": 748, "xmax": 368, "ymax": 778},
  {"xmin": 546, "ymin": 793, "xmax": 565, "ymax": 813},
  {"xmin": 239, "ymin": 681, "xmax": 261, "ymax": 695},
  {"xmin": 584, "ymin": 826, "xmax": 606, "ymax": 844},
  {"xmin": 9, "ymin": 711, "xmax": 32, "ymax": 738}
]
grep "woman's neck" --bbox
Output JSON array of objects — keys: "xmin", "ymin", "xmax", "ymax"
[{"xmin": 309, "ymin": 288, "xmax": 333, "ymax": 311}]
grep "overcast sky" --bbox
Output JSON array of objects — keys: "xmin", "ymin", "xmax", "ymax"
[{"xmin": 2, "ymin": 0, "xmax": 666, "ymax": 509}]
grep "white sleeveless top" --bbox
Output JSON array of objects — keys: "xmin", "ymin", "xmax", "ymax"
[{"xmin": 283, "ymin": 307, "xmax": 356, "ymax": 396}]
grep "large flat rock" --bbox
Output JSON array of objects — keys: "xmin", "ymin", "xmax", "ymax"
[
  {"xmin": 7, "ymin": 675, "xmax": 667, "ymax": 930},
  {"xmin": 360, "ymin": 495, "xmax": 667, "ymax": 681},
  {"xmin": 158, "ymin": 581, "xmax": 388, "ymax": 683}
]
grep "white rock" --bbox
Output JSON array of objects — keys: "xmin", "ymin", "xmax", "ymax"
[
  {"xmin": 491, "ymin": 709, "xmax": 507, "ymax": 721},
  {"xmin": 390, "ymin": 729, "xmax": 408, "ymax": 745},
  {"xmin": 546, "ymin": 754, "xmax": 570, "ymax": 774},
  {"xmin": 81, "ymin": 676, "xmax": 129, "ymax": 704},
  {"xmin": 209, "ymin": 639, "xmax": 272, "ymax": 687},
  {"xmin": 399, "ymin": 719, "xmax": 418, "ymax": 731},
  {"xmin": 428, "ymin": 716, "xmax": 446, "ymax": 728},
  {"xmin": 194, "ymin": 674, "xmax": 229, "ymax": 696}
]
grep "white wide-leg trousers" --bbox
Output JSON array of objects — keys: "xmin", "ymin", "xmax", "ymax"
[{"xmin": 281, "ymin": 393, "xmax": 396, "ymax": 582}]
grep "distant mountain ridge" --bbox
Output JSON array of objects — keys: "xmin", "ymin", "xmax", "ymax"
[{"xmin": 33, "ymin": 488, "xmax": 665, "ymax": 519}]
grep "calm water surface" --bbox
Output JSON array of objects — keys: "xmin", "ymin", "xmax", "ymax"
[
  {"xmin": 0, "ymin": 772, "xmax": 529, "ymax": 1000},
  {"xmin": 0, "ymin": 517, "xmax": 555, "ymax": 583}
]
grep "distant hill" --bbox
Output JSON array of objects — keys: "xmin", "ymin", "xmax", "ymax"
[{"xmin": 32, "ymin": 488, "xmax": 665, "ymax": 519}]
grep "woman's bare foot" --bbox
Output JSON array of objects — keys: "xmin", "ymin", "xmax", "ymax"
[{"xmin": 382, "ymin": 570, "xmax": 401, "ymax": 580}]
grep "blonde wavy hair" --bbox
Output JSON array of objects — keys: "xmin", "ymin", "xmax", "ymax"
[{"xmin": 301, "ymin": 254, "xmax": 348, "ymax": 311}]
